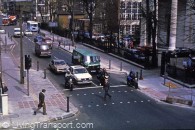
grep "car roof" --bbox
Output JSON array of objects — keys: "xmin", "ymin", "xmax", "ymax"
[
  {"xmin": 70, "ymin": 65, "xmax": 85, "ymax": 69},
  {"xmin": 52, "ymin": 59, "xmax": 65, "ymax": 62}
]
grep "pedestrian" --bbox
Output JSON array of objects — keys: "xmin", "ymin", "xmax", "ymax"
[
  {"xmin": 34, "ymin": 89, "xmax": 47, "ymax": 115},
  {"xmin": 58, "ymin": 40, "xmax": 61, "ymax": 48},
  {"xmin": 103, "ymin": 78, "xmax": 111, "ymax": 100}
]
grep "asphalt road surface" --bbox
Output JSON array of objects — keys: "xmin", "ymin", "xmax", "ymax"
[{"xmin": 3, "ymin": 25, "xmax": 195, "ymax": 130}]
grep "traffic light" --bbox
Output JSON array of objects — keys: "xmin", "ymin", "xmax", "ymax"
[{"xmin": 25, "ymin": 55, "xmax": 32, "ymax": 70}]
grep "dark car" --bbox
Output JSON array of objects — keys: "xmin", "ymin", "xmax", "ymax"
[
  {"xmin": 124, "ymin": 49, "xmax": 145, "ymax": 62},
  {"xmin": 34, "ymin": 35, "xmax": 44, "ymax": 43}
]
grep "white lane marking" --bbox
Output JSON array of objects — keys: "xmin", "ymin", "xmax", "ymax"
[
  {"xmin": 134, "ymin": 101, "xmax": 137, "ymax": 103},
  {"xmin": 124, "ymin": 91, "xmax": 127, "ymax": 92},
  {"xmin": 77, "ymin": 94, "xmax": 79, "ymax": 96},
  {"xmin": 141, "ymin": 101, "xmax": 143, "ymax": 102},
  {"xmin": 53, "ymin": 56, "xmax": 58, "ymax": 59},
  {"xmin": 131, "ymin": 90, "xmax": 133, "ymax": 91},
  {"xmin": 118, "ymin": 91, "xmax": 121, "ymax": 92},
  {"xmin": 96, "ymin": 104, "xmax": 99, "ymax": 107},
  {"xmin": 98, "ymin": 92, "xmax": 101, "ymax": 94},
  {"xmin": 75, "ymin": 118, "xmax": 78, "ymax": 121},
  {"xmin": 127, "ymin": 102, "xmax": 130, "ymax": 104},
  {"xmin": 84, "ymin": 94, "xmax": 87, "ymax": 96},
  {"xmin": 120, "ymin": 102, "xmax": 123, "ymax": 104},
  {"xmin": 69, "ymin": 95, "xmax": 72, "ymax": 97},
  {"xmin": 112, "ymin": 91, "xmax": 114, "ymax": 93},
  {"xmin": 112, "ymin": 103, "xmax": 115, "ymax": 105},
  {"xmin": 148, "ymin": 100, "xmax": 150, "ymax": 102},
  {"xmin": 91, "ymin": 93, "xmax": 94, "ymax": 95},
  {"xmin": 88, "ymin": 105, "xmax": 91, "ymax": 107},
  {"xmin": 104, "ymin": 104, "xmax": 107, "ymax": 106},
  {"xmin": 71, "ymin": 85, "xmax": 126, "ymax": 91}
]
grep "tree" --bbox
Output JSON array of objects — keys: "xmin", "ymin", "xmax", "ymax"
[
  {"xmin": 141, "ymin": 0, "xmax": 158, "ymax": 67},
  {"xmin": 82, "ymin": 0, "xmax": 97, "ymax": 39}
]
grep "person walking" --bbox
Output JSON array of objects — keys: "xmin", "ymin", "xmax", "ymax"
[
  {"xmin": 34, "ymin": 89, "xmax": 47, "ymax": 115},
  {"xmin": 103, "ymin": 78, "xmax": 111, "ymax": 100}
]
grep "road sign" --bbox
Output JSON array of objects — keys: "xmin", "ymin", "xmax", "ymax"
[{"xmin": 49, "ymin": 22, "xmax": 58, "ymax": 27}]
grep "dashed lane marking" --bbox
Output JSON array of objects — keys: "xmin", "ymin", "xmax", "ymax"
[
  {"xmin": 77, "ymin": 94, "xmax": 79, "ymax": 96},
  {"xmin": 127, "ymin": 102, "xmax": 130, "ymax": 104},
  {"xmin": 71, "ymin": 85, "xmax": 127, "ymax": 91},
  {"xmin": 84, "ymin": 94, "xmax": 87, "ymax": 96}
]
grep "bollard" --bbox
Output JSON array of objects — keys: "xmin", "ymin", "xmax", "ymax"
[
  {"xmin": 5, "ymin": 36, "xmax": 7, "ymax": 53},
  {"xmin": 44, "ymin": 69, "xmax": 46, "ymax": 79},
  {"xmin": 37, "ymin": 61, "xmax": 39, "ymax": 71},
  {"xmin": 109, "ymin": 60, "xmax": 111, "ymax": 69},
  {"xmin": 136, "ymin": 72, "xmax": 139, "ymax": 82},
  {"xmin": 139, "ymin": 69, "xmax": 143, "ymax": 80},
  {"xmin": 67, "ymin": 96, "xmax": 69, "ymax": 112},
  {"xmin": 120, "ymin": 62, "xmax": 122, "ymax": 71},
  {"xmin": 164, "ymin": 75, "xmax": 166, "ymax": 85}
]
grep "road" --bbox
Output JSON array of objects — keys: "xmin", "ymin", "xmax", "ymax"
[{"xmin": 2, "ymin": 24, "xmax": 195, "ymax": 130}]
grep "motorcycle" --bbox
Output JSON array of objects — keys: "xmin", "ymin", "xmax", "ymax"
[
  {"xmin": 65, "ymin": 76, "xmax": 74, "ymax": 91},
  {"xmin": 127, "ymin": 72, "xmax": 138, "ymax": 89},
  {"xmin": 97, "ymin": 68, "xmax": 109, "ymax": 86}
]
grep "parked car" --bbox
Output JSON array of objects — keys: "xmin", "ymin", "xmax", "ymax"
[
  {"xmin": 124, "ymin": 49, "xmax": 145, "ymax": 62},
  {"xmin": 49, "ymin": 59, "xmax": 69, "ymax": 73},
  {"xmin": 69, "ymin": 65, "xmax": 92, "ymax": 84},
  {"xmin": 24, "ymin": 29, "xmax": 33, "ymax": 36},
  {"xmin": 13, "ymin": 28, "xmax": 23, "ymax": 37}
]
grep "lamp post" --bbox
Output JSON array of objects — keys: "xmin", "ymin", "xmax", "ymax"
[{"xmin": 19, "ymin": 5, "xmax": 24, "ymax": 84}]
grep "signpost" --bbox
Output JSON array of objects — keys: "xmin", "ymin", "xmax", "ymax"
[{"xmin": 49, "ymin": 22, "xmax": 58, "ymax": 42}]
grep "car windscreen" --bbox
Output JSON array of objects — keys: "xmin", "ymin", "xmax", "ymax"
[
  {"xmin": 14, "ymin": 30, "xmax": 20, "ymax": 32},
  {"xmin": 55, "ymin": 61, "xmax": 66, "ymax": 65},
  {"xmin": 40, "ymin": 45, "xmax": 49, "ymax": 50},
  {"xmin": 74, "ymin": 68, "xmax": 88, "ymax": 74},
  {"xmin": 84, "ymin": 56, "xmax": 100, "ymax": 63}
]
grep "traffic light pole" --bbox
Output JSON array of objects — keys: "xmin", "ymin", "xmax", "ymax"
[{"xmin": 19, "ymin": 6, "xmax": 24, "ymax": 84}]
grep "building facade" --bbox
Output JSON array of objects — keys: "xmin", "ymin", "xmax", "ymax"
[{"xmin": 140, "ymin": 0, "xmax": 195, "ymax": 50}]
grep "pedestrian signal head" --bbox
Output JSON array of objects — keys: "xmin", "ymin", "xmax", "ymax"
[{"xmin": 25, "ymin": 55, "xmax": 32, "ymax": 70}]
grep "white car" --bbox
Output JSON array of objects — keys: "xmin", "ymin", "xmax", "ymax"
[
  {"xmin": 13, "ymin": 28, "xmax": 23, "ymax": 37},
  {"xmin": 24, "ymin": 29, "xmax": 33, "ymax": 36},
  {"xmin": 0, "ymin": 28, "xmax": 5, "ymax": 34},
  {"xmin": 49, "ymin": 59, "xmax": 69, "ymax": 73},
  {"xmin": 69, "ymin": 65, "xmax": 92, "ymax": 84}
]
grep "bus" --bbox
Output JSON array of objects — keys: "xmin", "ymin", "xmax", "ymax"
[
  {"xmin": 35, "ymin": 41, "xmax": 51, "ymax": 57},
  {"xmin": 27, "ymin": 21, "xmax": 39, "ymax": 32},
  {"xmin": 72, "ymin": 48, "xmax": 100, "ymax": 73}
]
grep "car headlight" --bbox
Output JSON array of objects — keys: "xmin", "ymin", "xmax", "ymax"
[{"xmin": 75, "ymin": 76, "xmax": 81, "ymax": 81}]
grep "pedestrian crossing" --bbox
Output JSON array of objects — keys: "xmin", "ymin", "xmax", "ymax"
[{"xmin": 66, "ymin": 88, "xmax": 153, "ymax": 109}]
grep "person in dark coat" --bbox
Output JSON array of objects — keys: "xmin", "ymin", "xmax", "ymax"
[
  {"xmin": 103, "ymin": 78, "xmax": 111, "ymax": 100},
  {"xmin": 34, "ymin": 89, "xmax": 47, "ymax": 115}
]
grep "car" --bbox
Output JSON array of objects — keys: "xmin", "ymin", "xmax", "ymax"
[
  {"xmin": 49, "ymin": 59, "xmax": 69, "ymax": 73},
  {"xmin": 124, "ymin": 49, "xmax": 145, "ymax": 62},
  {"xmin": 24, "ymin": 29, "xmax": 33, "ymax": 36},
  {"xmin": 69, "ymin": 65, "xmax": 92, "ymax": 84},
  {"xmin": 34, "ymin": 35, "xmax": 44, "ymax": 42},
  {"xmin": 0, "ymin": 28, "xmax": 5, "ymax": 34},
  {"xmin": 13, "ymin": 28, "xmax": 23, "ymax": 37}
]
